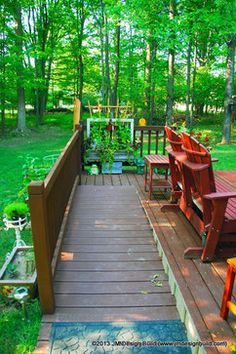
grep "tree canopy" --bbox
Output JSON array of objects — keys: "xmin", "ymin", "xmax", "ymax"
[{"xmin": 0, "ymin": 0, "xmax": 235, "ymax": 141}]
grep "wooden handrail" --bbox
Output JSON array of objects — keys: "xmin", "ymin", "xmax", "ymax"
[
  {"xmin": 28, "ymin": 127, "xmax": 83, "ymax": 314},
  {"xmin": 134, "ymin": 125, "xmax": 167, "ymax": 156}
]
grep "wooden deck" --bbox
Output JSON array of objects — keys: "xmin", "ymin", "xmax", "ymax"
[
  {"xmin": 36, "ymin": 179, "xmax": 180, "ymax": 353},
  {"xmin": 36, "ymin": 171, "xmax": 236, "ymax": 353}
]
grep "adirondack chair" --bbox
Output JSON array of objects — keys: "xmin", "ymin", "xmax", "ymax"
[
  {"xmin": 180, "ymin": 132, "xmax": 236, "ymax": 262},
  {"xmin": 164, "ymin": 126, "xmax": 185, "ymax": 203},
  {"xmin": 164, "ymin": 127, "xmax": 197, "ymax": 205}
]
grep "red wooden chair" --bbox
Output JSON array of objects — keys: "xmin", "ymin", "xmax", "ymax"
[
  {"xmin": 180, "ymin": 132, "xmax": 236, "ymax": 261},
  {"xmin": 164, "ymin": 126, "xmax": 186, "ymax": 203},
  {"xmin": 220, "ymin": 257, "xmax": 236, "ymax": 320}
]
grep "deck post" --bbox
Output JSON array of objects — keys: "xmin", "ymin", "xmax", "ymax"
[
  {"xmin": 28, "ymin": 181, "xmax": 55, "ymax": 314},
  {"xmin": 77, "ymin": 125, "xmax": 83, "ymax": 184}
]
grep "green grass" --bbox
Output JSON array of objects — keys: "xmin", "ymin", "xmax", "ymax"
[
  {"xmin": 0, "ymin": 299, "xmax": 41, "ymax": 354},
  {"xmin": 0, "ymin": 112, "xmax": 73, "ymax": 353},
  {"xmin": 189, "ymin": 118, "xmax": 236, "ymax": 170},
  {"xmin": 0, "ymin": 120, "xmax": 72, "ymax": 268}
]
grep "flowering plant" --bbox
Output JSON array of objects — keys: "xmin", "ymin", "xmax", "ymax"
[{"xmin": 190, "ymin": 131, "xmax": 211, "ymax": 150}]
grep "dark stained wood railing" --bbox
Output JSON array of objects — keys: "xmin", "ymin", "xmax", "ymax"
[
  {"xmin": 28, "ymin": 127, "xmax": 83, "ymax": 314},
  {"xmin": 134, "ymin": 126, "xmax": 167, "ymax": 157}
]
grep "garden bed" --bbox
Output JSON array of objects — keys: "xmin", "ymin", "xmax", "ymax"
[{"xmin": 0, "ymin": 246, "xmax": 37, "ymax": 299}]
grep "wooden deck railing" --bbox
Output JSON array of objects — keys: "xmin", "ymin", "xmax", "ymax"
[
  {"xmin": 134, "ymin": 125, "xmax": 167, "ymax": 156},
  {"xmin": 28, "ymin": 123, "xmax": 165, "ymax": 314},
  {"xmin": 28, "ymin": 127, "xmax": 83, "ymax": 314}
]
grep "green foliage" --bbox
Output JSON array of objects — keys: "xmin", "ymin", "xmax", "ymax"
[
  {"xmin": 3, "ymin": 202, "xmax": 29, "ymax": 220},
  {"xmin": 6, "ymin": 263, "xmax": 18, "ymax": 279},
  {"xmin": 87, "ymin": 119, "xmax": 134, "ymax": 170},
  {"xmin": 1, "ymin": 0, "xmax": 236, "ymax": 133},
  {"xmin": 18, "ymin": 155, "xmax": 56, "ymax": 201},
  {"xmin": 0, "ymin": 299, "xmax": 41, "ymax": 354}
]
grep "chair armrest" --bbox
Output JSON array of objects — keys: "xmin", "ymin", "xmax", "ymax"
[
  {"xmin": 183, "ymin": 160, "xmax": 209, "ymax": 172},
  {"xmin": 204, "ymin": 192, "xmax": 236, "ymax": 200}
]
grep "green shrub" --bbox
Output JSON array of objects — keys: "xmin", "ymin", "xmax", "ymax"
[{"xmin": 3, "ymin": 202, "xmax": 29, "ymax": 220}]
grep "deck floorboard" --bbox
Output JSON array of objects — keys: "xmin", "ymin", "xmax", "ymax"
[{"xmin": 36, "ymin": 180, "xmax": 180, "ymax": 353}]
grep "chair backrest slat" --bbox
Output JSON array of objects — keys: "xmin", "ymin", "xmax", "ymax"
[{"xmin": 165, "ymin": 126, "xmax": 183, "ymax": 152}]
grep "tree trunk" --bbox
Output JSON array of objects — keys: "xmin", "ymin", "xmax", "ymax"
[
  {"xmin": 150, "ymin": 40, "xmax": 157, "ymax": 124},
  {"xmin": 78, "ymin": 0, "xmax": 85, "ymax": 102},
  {"xmin": 190, "ymin": 40, "xmax": 197, "ymax": 125},
  {"xmin": 104, "ymin": 17, "xmax": 111, "ymax": 107},
  {"xmin": 1, "ymin": 108, "xmax": 5, "ymax": 135},
  {"xmin": 35, "ymin": 57, "xmax": 46, "ymax": 125},
  {"xmin": 15, "ymin": 5, "xmax": 26, "ymax": 131},
  {"xmin": 144, "ymin": 42, "xmax": 151, "ymax": 120},
  {"xmin": 99, "ymin": 0, "xmax": 106, "ymax": 106},
  {"xmin": 166, "ymin": 48, "xmax": 174, "ymax": 125},
  {"xmin": 186, "ymin": 39, "xmax": 192, "ymax": 128},
  {"xmin": 222, "ymin": 34, "xmax": 236, "ymax": 144},
  {"xmin": 109, "ymin": 23, "xmax": 121, "ymax": 117},
  {"xmin": 166, "ymin": 0, "xmax": 176, "ymax": 125},
  {"xmin": 0, "ymin": 19, "xmax": 6, "ymax": 135},
  {"xmin": 145, "ymin": 39, "xmax": 157, "ymax": 124},
  {"xmin": 128, "ymin": 27, "xmax": 134, "ymax": 109}
]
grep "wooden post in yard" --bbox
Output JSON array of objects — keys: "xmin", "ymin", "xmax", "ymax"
[
  {"xmin": 73, "ymin": 97, "xmax": 81, "ymax": 131},
  {"xmin": 28, "ymin": 181, "xmax": 55, "ymax": 314}
]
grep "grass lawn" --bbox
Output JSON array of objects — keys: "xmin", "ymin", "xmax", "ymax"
[
  {"xmin": 0, "ymin": 111, "xmax": 235, "ymax": 353},
  {"xmin": 0, "ymin": 120, "xmax": 72, "ymax": 265},
  {"xmin": 0, "ymin": 299, "xmax": 41, "ymax": 354},
  {"xmin": 0, "ymin": 113, "xmax": 73, "ymax": 353}
]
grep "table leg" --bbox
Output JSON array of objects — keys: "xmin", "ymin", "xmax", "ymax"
[
  {"xmin": 144, "ymin": 162, "xmax": 148, "ymax": 192},
  {"xmin": 149, "ymin": 166, "xmax": 153, "ymax": 200},
  {"xmin": 165, "ymin": 168, "xmax": 169, "ymax": 193}
]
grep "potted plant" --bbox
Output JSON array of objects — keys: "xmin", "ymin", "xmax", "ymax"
[
  {"xmin": 3, "ymin": 201, "xmax": 29, "ymax": 230},
  {"xmin": 0, "ymin": 246, "xmax": 37, "ymax": 299},
  {"xmin": 3, "ymin": 202, "xmax": 29, "ymax": 247}
]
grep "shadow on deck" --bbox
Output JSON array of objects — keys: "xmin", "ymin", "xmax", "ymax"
[{"xmin": 35, "ymin": 171, "xmax": 236, "ymax": 353}]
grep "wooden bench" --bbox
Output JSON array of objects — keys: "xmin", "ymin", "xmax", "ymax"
[{"xmin": 163, "ymin": 129, "xmax": 236, "ymax": 262}]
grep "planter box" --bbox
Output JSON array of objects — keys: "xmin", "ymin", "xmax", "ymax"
[
  {"xmin": 87, "ymin": 150, "xmax": 134, "ymax": 163},
  {"xmin": 102, "ymin": 162, "xmax": 122, "ymax": 174},
  {"xmin": 0, "ymin": 246, "xmax": 37, "ymax": 299}
]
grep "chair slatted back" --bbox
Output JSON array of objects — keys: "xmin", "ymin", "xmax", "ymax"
[
  {"xmin": 181, "ymin": 132, "xmax": 216, "ymax": 194},
  {"xmin": 165, "ymin": 126, "xmax": 183, "ymax": 152}
]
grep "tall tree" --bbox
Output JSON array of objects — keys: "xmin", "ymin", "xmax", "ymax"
[
  {"xmin": 27, "ymin": 0, "xmax": 63, "ymax": 124},
  {"xmin": 110, "ymin": 22, "xmax": 121, "ymax": 112},
  {"xmin": 222, "ymin": 34, "xmax": 236, "ymax": 144},
  {"xmin": 166, "ymin": 0, "xmax": 176, "ymax": 125},
  {"xmin": 0, "ymin": 4, "xmax": 6, "ymax": 134},
  {"xmin": 14, "ymin": 4, "xmax": 26, "ymax": 131}
]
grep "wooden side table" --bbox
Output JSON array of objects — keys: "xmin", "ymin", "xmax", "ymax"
[{"xmin": 144, "ymin": 155, "xmax": 170, "ymax": 199}]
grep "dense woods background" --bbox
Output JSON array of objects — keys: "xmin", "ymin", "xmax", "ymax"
[{"xmin": 0, "ymin": 0, "xmax": 235, "ymax": 142}]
